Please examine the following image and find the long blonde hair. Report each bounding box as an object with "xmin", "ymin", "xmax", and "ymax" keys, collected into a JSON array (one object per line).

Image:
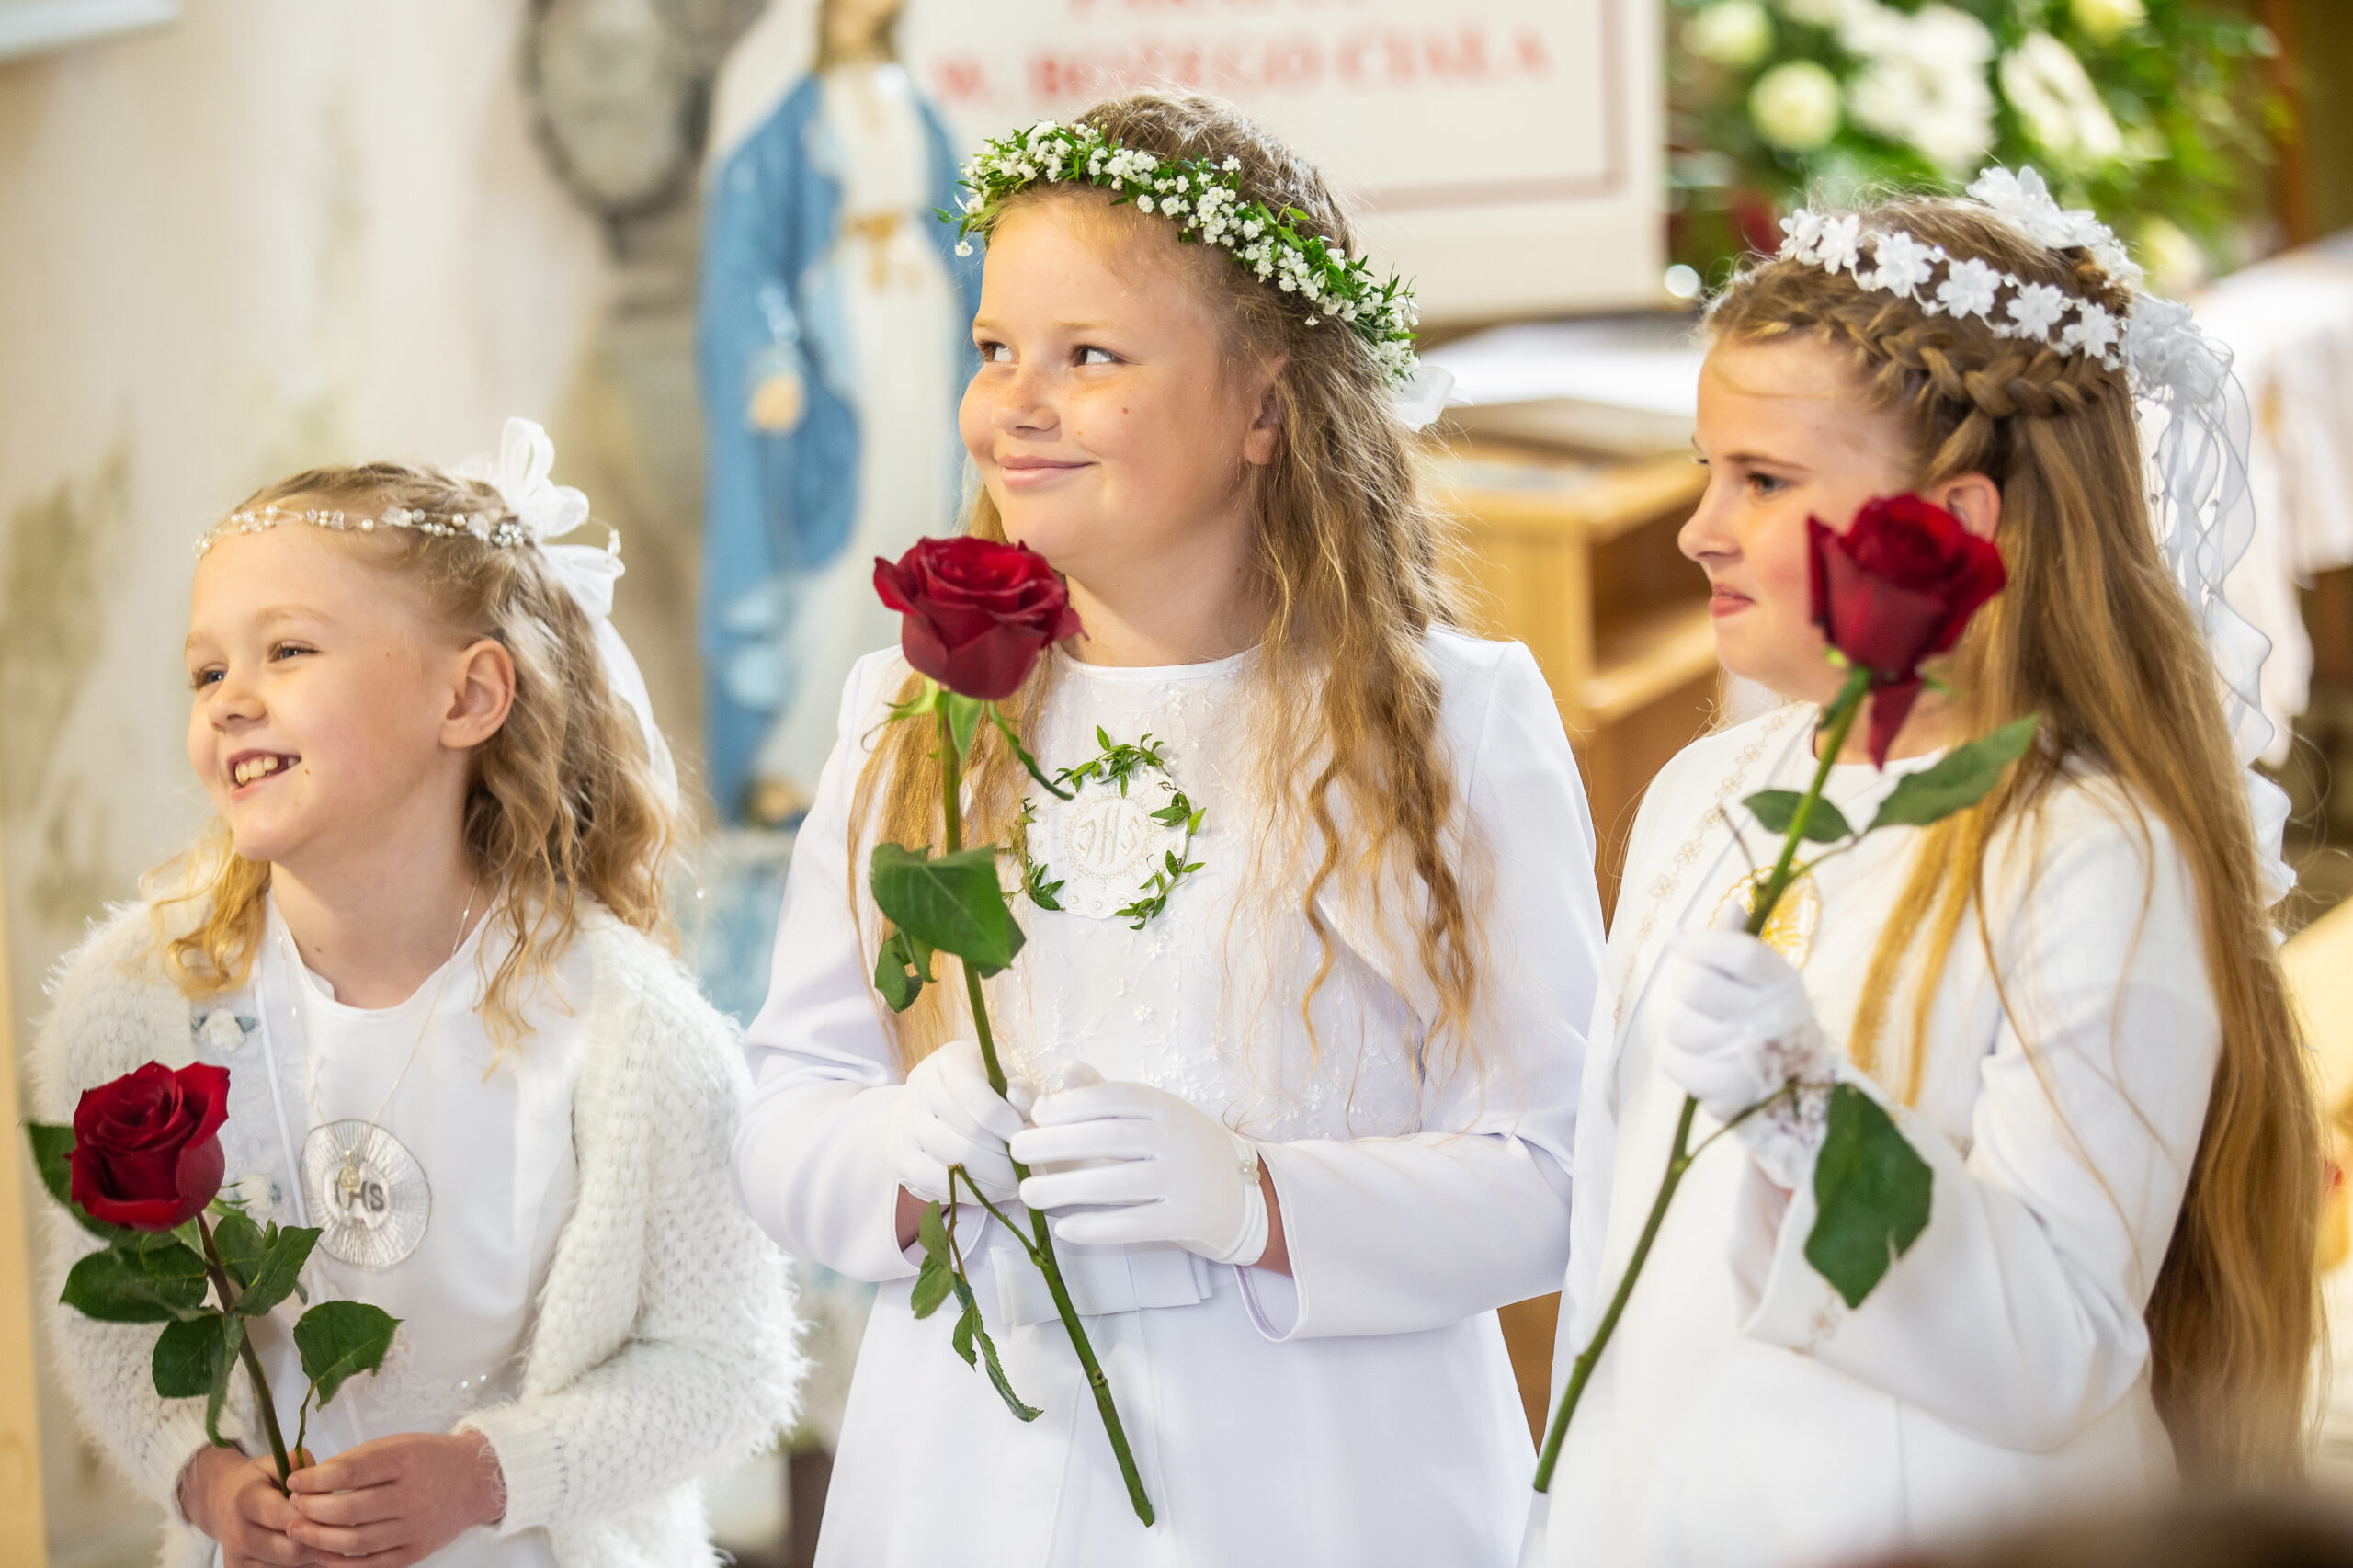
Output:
[
  {"xmin": 157, "ymin": 461, "xmax": 677, "ymax": 1049},
  {"xmin": 1710, "ymin": 199, "xmax": 2319, "ymax": 1483},
  {"xmin": 853, "ymin": 90, "xmax": 1483, "ymax": 1081}
]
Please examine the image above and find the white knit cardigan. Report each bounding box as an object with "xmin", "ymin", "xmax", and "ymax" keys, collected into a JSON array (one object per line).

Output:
[{"xmin": 32, "ymin": 901, "xmax": 805, "ymax": 1568}]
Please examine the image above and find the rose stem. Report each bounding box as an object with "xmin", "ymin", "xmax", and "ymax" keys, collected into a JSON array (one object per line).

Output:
[
  {"xmin": 936, "ymin": 699, "xmax": 1156, "ymax": 1527},
  {"xmin": 196, "ymin": 1214, "xmax": 296, "ymax": 1488},
  {"xmin": 1532, "ymin": 666, "xmax": 1872, "ymax": 1493}
]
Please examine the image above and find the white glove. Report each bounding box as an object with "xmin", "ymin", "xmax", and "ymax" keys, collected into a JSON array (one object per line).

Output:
[
  {"xmin": 886, "ymin": 1039, "xmax": 1024, "ymax": 1204},
  {"xmin": 1657, "ymin": 910, "xmax": 1837, "ymax": 1189},
  {"xmin": 1007, "ymin": 1081, "xmax": 1269, "ymax": 1266}
]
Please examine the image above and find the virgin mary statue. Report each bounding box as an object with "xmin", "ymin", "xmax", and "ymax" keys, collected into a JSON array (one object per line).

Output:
[{"xmin": 697, "ymin": 0, "xmax": 980, "ymax": 824}]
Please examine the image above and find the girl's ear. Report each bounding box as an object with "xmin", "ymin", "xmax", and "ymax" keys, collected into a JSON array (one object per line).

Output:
[
  {"xmin": 1929, "ymin": 472, "xmax": 2003, "ymax": 542},
  {"xmin": 1241, "ymin": 359, "xmax": 1286, "ymax": 468},
  {"xmin": 442, "ymin": 639, "xmax": 517, "ymax": 751}
]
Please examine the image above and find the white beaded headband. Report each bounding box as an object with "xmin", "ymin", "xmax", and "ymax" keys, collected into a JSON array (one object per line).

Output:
[
  {"xmin": 1773, "ymin": 167, "xmax": 2144, "ymax": 372},
  {"xmin": 198, "ymin": 502, "xmax": 532, "ymax": 557}
]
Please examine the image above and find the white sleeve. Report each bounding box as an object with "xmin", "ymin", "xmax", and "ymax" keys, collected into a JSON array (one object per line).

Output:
[
  {"xmin": 1733, "ymin": 801, "xmax": 2220, "ymax": 1450},
  {"xmin": 732, "ymin": 653, "xmax": 925, "ymax": 1284},
  {"xmin": 1242, "ymin": 642, "xmax": 1606, "ymax": 1340}
]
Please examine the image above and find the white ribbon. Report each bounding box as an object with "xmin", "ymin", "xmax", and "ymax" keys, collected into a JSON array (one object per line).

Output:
[
  {"xmin": 460, "ymin": 418, "xmax": 680, "ymax": 811},
  {"xmin": 1388, "ymin": 361, "xmax": 1461, "ymax": 433}
]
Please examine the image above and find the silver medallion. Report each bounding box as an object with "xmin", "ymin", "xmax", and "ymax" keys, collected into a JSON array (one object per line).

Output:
[{"xmin": 301, "ymin": 1120, "xmax": 431, "ymax": 1269}]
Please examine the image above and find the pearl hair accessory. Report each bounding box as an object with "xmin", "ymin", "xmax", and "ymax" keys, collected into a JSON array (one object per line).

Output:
[{"xmin": 199, "ymin": 504, "xmax": 532, "ymax": 554}]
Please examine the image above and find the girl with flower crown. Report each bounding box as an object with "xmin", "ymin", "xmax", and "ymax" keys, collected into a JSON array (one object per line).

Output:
[
  {"xmin": 1525, "ymin": 176, "xmax": 2320, "ymax": 1568},
  {"xmin": 32, "ymin": 421, "xmax": 800, "ymax": 1568},
  {"xmin": 733, "ymin": 92, "xmax": 1605, "ymax": 1564}
]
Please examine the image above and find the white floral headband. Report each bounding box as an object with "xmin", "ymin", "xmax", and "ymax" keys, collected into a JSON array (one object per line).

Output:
[
  {"xmin": 952, "ymin": 119, "xmax": 1424, "ymax": 393},
  {"xmin": 1774, "ymin": 168, "xmax": 2145, "ymax": 371}
]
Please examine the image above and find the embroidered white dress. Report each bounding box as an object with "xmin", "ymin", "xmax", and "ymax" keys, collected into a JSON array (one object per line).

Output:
[
  {"xmin": 737, "ymin": 631, "xmax": 1606, "ymax": 1566},
  {"xmin": 1529, "ymin": 706, "xmax": 2215, "ymax": 1568},
  {"xmin": 198, "ymin": 901, "xmax": 589, "ymax": 1568}
]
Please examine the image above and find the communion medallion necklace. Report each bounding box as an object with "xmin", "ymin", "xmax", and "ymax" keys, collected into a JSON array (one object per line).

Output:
[{"xmin": 293, "ymin": 887, "xmax": 474, "ymax": 1269}]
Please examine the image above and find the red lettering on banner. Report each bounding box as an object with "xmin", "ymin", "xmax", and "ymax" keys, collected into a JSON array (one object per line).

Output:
[
  {"xmin": 931, "ymin": 54, "xmax": 992, "ymax": 107},
  {"xmin": 1514, "ymin": 26, "xmax": 1552, "ymax": 75},
  {"xmin": 1020, "ymin": 17, "xmax": 1555, "ymax": 108}
]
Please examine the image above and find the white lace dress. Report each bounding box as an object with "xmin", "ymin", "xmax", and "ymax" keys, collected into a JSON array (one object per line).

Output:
[
  {"xmin": 737, "ymin": 631, "xmax": 1608, "ymax": 1566},
  {"xmin": 196, "ymin": 901, "xmax": 589, "ymax": 1568}
]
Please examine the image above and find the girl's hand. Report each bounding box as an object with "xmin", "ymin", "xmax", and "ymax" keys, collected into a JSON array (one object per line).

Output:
[
  {"xmin": 181, "ymin": 1446, "xmax": 316, "ymax": 1568},
  {"xmin": 889, "ymin": 1038, "xmax": 1024, "ymax": 1204},
  {"xmin": 1658, "ymin": 916, "xmax": 1836, "ymax": 1189},
  {"xmin": 283, "ymin": 1430, "xmax": 505, "ymax": 1567},
  {"xmin": 1011, "ymin": 1081, "xmax": 1269, "ymax": 1266}
]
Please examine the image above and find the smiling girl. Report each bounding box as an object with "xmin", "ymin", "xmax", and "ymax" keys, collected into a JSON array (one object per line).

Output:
[
  {"xmin": 1529, "ymin": 179, "xmax": 2318, "ymax": 1567},
  {"xmin": 35, "ymin": 422, "xmax": 799, "ymax": 1568},
  {"xmin": 732, "ymin": 94, "xmax": 1605, "ymax": 1563}
]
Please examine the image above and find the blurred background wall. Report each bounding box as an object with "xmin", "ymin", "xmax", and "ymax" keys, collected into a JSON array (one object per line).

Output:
[{"xmin": 0, "ymin": 4, "xmax": 613, "ymax": 1559}]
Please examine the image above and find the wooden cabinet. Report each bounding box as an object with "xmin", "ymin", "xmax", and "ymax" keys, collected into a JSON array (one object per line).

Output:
[{"xmin": 1426, "ymin": 439, "xmax": 1722, "ymax": 917}]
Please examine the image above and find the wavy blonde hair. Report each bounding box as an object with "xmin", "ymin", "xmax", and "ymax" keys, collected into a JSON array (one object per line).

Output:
[
  {"xmin": 853, "ymin": 90, "xmax": 1484, "ymax": 1083},
  {"xmin": 1709, "ymin": 198, "xmax": 2320, "ymax": 1483},
  {"xmin": 155, "ymin": 461, "xmax": 677, "ymax": 1050}
]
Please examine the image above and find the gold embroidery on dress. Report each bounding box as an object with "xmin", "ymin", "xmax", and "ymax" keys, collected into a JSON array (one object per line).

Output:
[{"xmin": 1710, "ymin": 871, "xmax": 1821, "ymax": 969}]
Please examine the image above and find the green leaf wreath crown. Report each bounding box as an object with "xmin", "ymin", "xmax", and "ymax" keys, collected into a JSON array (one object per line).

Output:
[{"xmin": 950, "ymin": 119, "xmax": 1422, "ymax": 389}]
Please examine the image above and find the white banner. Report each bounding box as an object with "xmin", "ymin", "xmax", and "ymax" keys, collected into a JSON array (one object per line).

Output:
[{"xmin": 899, "ymin": 0, "xmax": 1664, "ymax": 323}]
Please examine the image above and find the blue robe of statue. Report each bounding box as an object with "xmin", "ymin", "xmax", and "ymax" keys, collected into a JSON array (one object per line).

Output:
[{"xmin": 696, "ymin": 73, "xmax": 981, "ymax": 822}]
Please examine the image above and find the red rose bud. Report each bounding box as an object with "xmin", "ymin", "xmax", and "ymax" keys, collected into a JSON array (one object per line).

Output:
[
  {"xmin": 68, "ymin": 1062, "xmax": 232, "ymax": 1231},
  {"xmin": 1809, "ymin": 494, "xmax": 2006, "ymax": 766},
  {"xmin": 874, "ymin": 536, "xmax": 1083, "ymax": 701}
]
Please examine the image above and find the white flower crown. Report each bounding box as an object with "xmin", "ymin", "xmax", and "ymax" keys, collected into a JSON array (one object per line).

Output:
[
  {"xmin": 1774, "ymin": 167, "xmax": 2151, "ymax": 372},
  {"xmin": 951, "ymin": 119, "xmax": 1421, "ymax": 389}
]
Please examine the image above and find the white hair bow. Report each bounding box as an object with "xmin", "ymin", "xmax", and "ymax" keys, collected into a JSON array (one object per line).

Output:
[{"xmin": 460, "ymin": 418, "xmax": 679, "ymax": 811}]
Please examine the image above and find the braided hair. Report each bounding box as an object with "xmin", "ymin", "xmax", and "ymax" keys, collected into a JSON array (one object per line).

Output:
[{"xmin": 1711, "ymin": 198, "xmax": 2319, "ymax": 1484}]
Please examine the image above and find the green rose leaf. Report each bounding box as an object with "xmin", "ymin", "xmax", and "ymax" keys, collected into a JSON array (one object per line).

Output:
[
  {"xmin": 949, "ymin": 1271, "xmax": 1040, "ymax": 1422},
  {"xmin": 205, "ymin": 1312, "xmax": 245, "ymax": 1444},
  {"xmin": 233, "ymin": 1226, "xmax": 320, "ymax": 1319},
  {"xmin": 152, "ymin": 1310, "xmax": 227, "ymax": 1400},
  {"xmin": 211, "ymin": 1211, "xmax": 267, "ymax": 1290},
  {"xmin": 1744, "ymin": 789, "xmax": 1853, "ymax": 843},
  {"xmin": 1805, "ymin": 1084, "xmax": 1934, "ymax": 1309},
  {"xmin": 1866, "ymin": 716, "xmax": 2040, "ymax": 832},
  {"xmin": 911, "ymin": 1256, "xmax": 956, "ymax": 1320},
  {"xmin": 916, "ymin": 1200, "xmax": 952, "ymax": 1262},
  {"xmin": 944, "ymin": 692, "xmax": 985, "ymax": 764},
  {"xmin": 870, "ymin": 843, "xmax": 1026, "ymax": 977},
  {"xmin": 26, "ymin": 1122, "xmax": 131, "ymax": 1243},
  {"xmin": 293, "ymin": 1299, "xmax": 401, "ymax": 1408},
  {"xmin": 63, "ymin": 1245, "xmax": 209, "ymax": 1323},
  {"xmin": 874, "ymin": 926, "xmax": 935, "ymax": 1014}
]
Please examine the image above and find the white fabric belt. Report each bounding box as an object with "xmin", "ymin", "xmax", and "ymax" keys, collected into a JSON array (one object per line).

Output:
[{"xmin": 995, "ymin": 1238, "xmax": 1214, "ymax": 1326}]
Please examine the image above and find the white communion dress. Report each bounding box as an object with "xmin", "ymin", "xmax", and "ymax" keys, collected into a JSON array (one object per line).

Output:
[
  {"xmin": 737, "ymin": 632, "xmax": 1607, "ymax": 1566},
  {"xmin": 198, "ymin": 901, "xmax": 589, "ymax": 1568},
  {"xmin": 1531, "ymin": 705, "xmax": 2215, "ymax": 1568}
]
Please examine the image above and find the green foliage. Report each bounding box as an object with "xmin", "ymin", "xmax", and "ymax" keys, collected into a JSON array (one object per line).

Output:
[
  {"xmin": 1867, "ymin": 717, "xmax": 2040, "ymax": 830},
  {"xmin": 63, "ymin": 1244, "xmax": 209, "ymax": 1324},
  {"xmin": 205, "ymin": 1312, "xmax": 244, "ymax": 1444},
  {"xmin": 210, "ymin": 1210, "xmax": 267, "ymax": 1290},
  {"xmin": 292, "ymin": 1300, "xmax": 400, "ymax": 1408},
  {"xmin": 1805, "ymin": 1085, "xmax": 1934, "ymax": 1308},
  {"xmin": 232, "ymin": 1227, "xmax": 320, "ymax": 1319},
  {"xmin": 1666, "ymin": 0, "xmax": 2280, "ymax": 281},
  {"xmin": 949, "ymin": 1269, "xmax": 1040, "ymax": 1422},
  {"xmin": 151, "ymin": 1312, "xmax": 226, "ymax": 1399},
  {"xmin": 874, "ymin": 926, "xmax": 937, "ymax": 1013},
  {"xmin": 944, "ymin": 692, "xmax": 984, "ymax": 764},
  {"xmin": 1055, "ymin": 729, "xmax": 1170, "ymax": 797},
  {"xmin": 1115, "ymin": 848, "xmax": 1207, "ymax": 930},
  {"xmin": 870, "ymin": 843, "xmax": 1027, "ymax": 977},
  {"xmin": 1744, "ymin": 788, "xmax": 1853, "ymax": 842}
]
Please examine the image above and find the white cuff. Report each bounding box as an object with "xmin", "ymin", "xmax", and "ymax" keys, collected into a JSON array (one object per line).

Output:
[
  {"xmin": 456, "ymin": 1404, "xmax": 563, "ymax": 1535},
  {"xmin": 1209, "ymin": 1138, "xmax": 1270, "ymax": 1267}
]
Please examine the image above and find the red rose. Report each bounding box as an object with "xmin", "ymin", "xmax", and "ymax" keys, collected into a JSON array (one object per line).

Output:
[
  {"xmin": 1809, "ymin": 494, "xmax": 2007, "ymax": 765},
  {"xmin": 874, "ymin": 537, "xmax": 1083, "ymax": 701},
  {"xmin": 69, "ymin": 1062, "xmax": 232, "ymax": 1231}
]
